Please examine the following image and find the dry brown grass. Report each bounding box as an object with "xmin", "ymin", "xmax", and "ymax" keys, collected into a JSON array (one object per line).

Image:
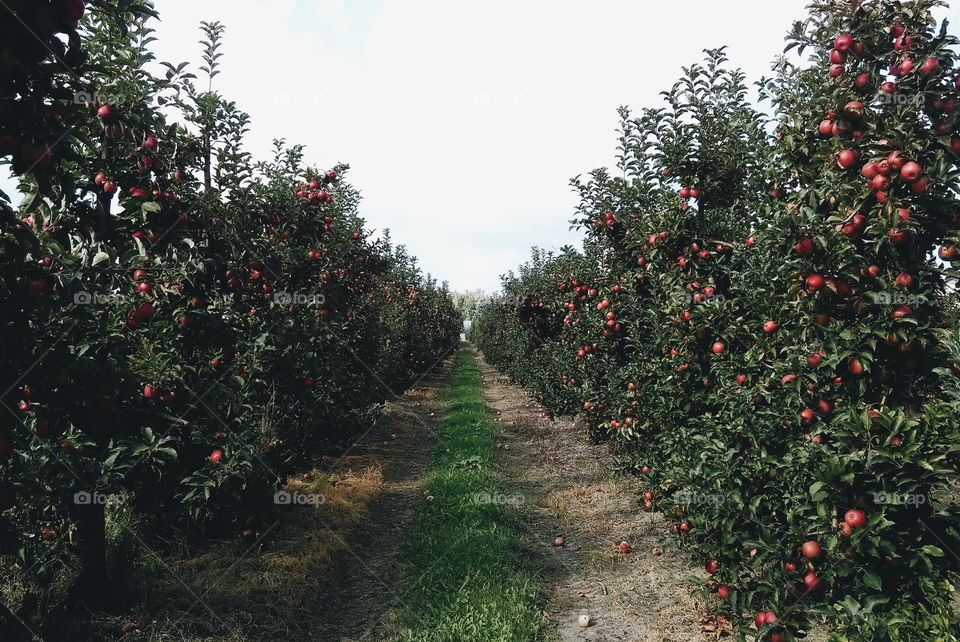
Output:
[
  {"xmin": 146, "ymin": 464, "xmax": 386, "ymax": 638},
  {"xmin": 47, "ymin": 462, "xmax": 392, "ymax": 641}
]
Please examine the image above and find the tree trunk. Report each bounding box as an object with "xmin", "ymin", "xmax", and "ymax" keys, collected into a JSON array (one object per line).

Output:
[
  {"xmin": 73, "ymin": 501, "xmax": 107, "ymax": 604},
  {"xmin": 203, "ymin": 132, "xmax": 212, "ymax": 192}
]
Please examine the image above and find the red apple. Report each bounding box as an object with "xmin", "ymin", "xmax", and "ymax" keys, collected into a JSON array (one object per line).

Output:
[
  {"xmin": 801, "ymin": 540, "xmax": 822, "ymax": 559},
  {"xmin": 868, "ymin": 174, "xmax": 890, "ymax": 192},
  {"xmin": 794, "ymin": 237, "xmax": 814, "ymax": 254},
  {"xmin": 845, "ymin": 509, "xmax": 867, "ymax": 527},
  {"xmin": 834, "ymin": 34, "xmax": 853, "ymax": 52},
  {"xmin": 209, "ymin": 449, "xmax": 223, "ymax": 463},
  {"xmin": 891, "ymin": 305, "xmax": 912, "ymax": 318},
  {"xmin": 920, "ymin": 57, "xmax": 939, "ymax": 75},
  {"xmin": 900, "ymin": 161, "xmax": 922, "ymax": 182},
  {"xmin": 894, "ymin": 273, "xmax": 913, "ymax": 287},
  {"xmin": 805, "ymin": 274, "xmax": 825, "ymax": 292},
  {"xmin": 96, "ymin": 105, "xmax": 117, "ymax": 122},
  {"xmin": 847, "ymin": 357, "xmax": 864, "ymax": 375},
  {"xmin": 838, "ymin": 149, "xmax": 859, "ymax": 168}
]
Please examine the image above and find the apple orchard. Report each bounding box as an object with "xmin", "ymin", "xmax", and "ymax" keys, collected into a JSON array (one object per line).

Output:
[
  {"xmin": 7, "ymin": 0, "xmax": 960, "ymax": 640},
  {"xmin": 0, "ymin": 0, "xmax": 460, "ymax": 630},
  {"xmin": 476, "ymin": 0, "xmax": 960, "ymax": 639}
]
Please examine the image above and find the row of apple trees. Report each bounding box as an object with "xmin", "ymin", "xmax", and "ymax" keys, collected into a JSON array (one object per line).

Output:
[
  {"xmin": 0, "ymin": 0, "xmax": 461, "ymax": 629},
  {"xmin": 475, "ymin": 1, "xmax": 960, "ymax": 639}
]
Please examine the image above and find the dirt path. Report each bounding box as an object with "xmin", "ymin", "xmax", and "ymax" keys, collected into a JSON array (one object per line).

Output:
[
  {"xmin": 310, "ymin": 360, "xmax": 452, "ymax": 642},
  {"xmin": 476, "ymin": 350, "xmax": 718, "ymax": 642}
]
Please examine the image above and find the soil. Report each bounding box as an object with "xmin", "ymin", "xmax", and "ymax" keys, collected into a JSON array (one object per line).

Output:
[
  {"xmin": 308, "ymin": 360, "xmax": 452, "ymax": 642},
  {"xmin": 476, "ymin": 350, "xmax": 721, "ymax": 642}
]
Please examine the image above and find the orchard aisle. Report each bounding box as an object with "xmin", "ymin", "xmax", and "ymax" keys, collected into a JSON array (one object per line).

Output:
[
  {"xmin": 476, "ymin": 350, "xmax": 717, "ymax": 642},
  {"xmin": 306, "ymin": 358, "xmax": 453, "ymax": 642}
]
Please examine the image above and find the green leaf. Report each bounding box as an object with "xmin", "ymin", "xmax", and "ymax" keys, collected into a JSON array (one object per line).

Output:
[{"xmin": 863, "ymin": 571, "xmax": 881, "ymax": 590}]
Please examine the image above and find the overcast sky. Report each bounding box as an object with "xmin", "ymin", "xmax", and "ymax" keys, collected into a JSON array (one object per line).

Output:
[{"xmin": 5, "ymin": 1, "xmax": 959, "ymax": 292}]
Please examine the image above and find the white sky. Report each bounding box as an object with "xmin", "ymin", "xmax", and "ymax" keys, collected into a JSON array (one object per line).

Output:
[{"xmin": 5, "ymin": 1, "xmax": 959, "ymax": 292}]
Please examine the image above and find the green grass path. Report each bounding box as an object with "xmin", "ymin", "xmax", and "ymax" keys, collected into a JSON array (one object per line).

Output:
[{"xmin": 391, "ymin": 347, "xmax": 544, "ymax": 641}]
